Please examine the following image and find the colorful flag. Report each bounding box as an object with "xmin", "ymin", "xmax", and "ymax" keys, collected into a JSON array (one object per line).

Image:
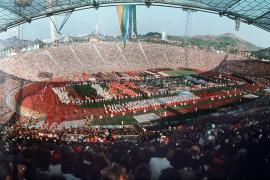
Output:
[
  {"xmin": 132, "ymin": 5, "xmax": 137, "ymax": 36},
  {"xmin": 116, "ymin": 5, "xmax": 138, "ymax": 45},
  {"xmin": 128, "ymin": 5, "xmax": 133, "ymax": 39},
  {"xmin": 122, "ymin": 5, "xmax": 129, "ymax": 44},
  {"xmin": 116, "ymin": 5, "xmax": 123, "ymax": 34}
]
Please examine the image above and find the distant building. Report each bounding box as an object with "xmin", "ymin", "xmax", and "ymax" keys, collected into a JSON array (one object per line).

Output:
[{"xmin": 161, "ymin": 31, "xmax": 168, "ymax": 41}]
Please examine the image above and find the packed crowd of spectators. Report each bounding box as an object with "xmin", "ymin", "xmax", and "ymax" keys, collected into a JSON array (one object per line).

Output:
[
  {"xmin": 216, "ymin": 60, "xmax": 270, "ymax": 86},
  {"xmin": 0, "ymin": 94, "xmax": 270, "ymax": 180},
  {"xmin": 0, "ymin": 71, "xmax": 24, "ymax": 124},
  {"xmin": 0, "ymin": 42, "xmax": 246, "ymax": 81}
]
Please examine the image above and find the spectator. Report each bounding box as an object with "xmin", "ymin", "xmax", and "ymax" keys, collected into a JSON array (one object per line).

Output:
[
  {"xmin": 134, "ymin": 163, "xmax": 152, "ymax": 180},
  {"xmin": 159, "ymin": 168, "xmax": 181, "ymax": 180},
  {"xmin": 170, "ymin": 150, "xmax": 197, "ymax": 180},
  {"xmin": 61, "ymin": 158, "xmax": 81, "ymax": 180},
  {"xmin": 49, "ymin": 150, "xmax": 62, "ymax": 176},
  {"xmin": 101, "ymin": 165, "xmax": 127, "ymax": 180},
  {"xmin": 0, "ymin": 159, "xmax": 12, "ymax": 180},
  {"xmin": 149, "ymin": 145, "xmax": 172, "ymax": 180}
]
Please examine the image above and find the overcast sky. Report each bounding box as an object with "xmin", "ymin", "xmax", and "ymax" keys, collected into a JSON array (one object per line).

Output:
[{"xmin": 0, "ymin": 6, "xmax": 269, "ymax": 47}]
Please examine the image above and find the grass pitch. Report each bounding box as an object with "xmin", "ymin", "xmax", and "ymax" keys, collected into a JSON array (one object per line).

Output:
[
  {"xmin": 164, "ymin": 69, "xmax": 197, "ymax": 77},
  {"xmin": 71, "ymin": 84, "xmax": 97, "ymax": 97}
]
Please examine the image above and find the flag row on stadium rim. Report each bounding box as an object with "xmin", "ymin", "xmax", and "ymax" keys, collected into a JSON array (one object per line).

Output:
[{"xmin": 116, "ymin": 5, "xmax": 137, "ymax": 45}]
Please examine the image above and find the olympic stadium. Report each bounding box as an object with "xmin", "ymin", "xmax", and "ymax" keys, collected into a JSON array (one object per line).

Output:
[{"xmin": 0, "ymin": 1, "xmax": 270, "ymax": 180}]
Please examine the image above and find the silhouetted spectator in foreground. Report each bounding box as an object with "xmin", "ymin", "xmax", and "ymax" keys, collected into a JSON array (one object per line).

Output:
[
  {"xmin": 0, "ymin": 159, "xmax": 12, "ymax": 180},
  {"xmin": 134, "ymin": 163, "xmax": 151, "ymax": 180},
  {"xmin": 149, "ymin": 145, "xmax": 172, "ymax": 180},
  {"xmin": 159, "ymin": 168, "xmax": 181, "ymax": 180},
  {"xmin": 101, "ymin": 165, "xmax": 127, "ymax": 180}
]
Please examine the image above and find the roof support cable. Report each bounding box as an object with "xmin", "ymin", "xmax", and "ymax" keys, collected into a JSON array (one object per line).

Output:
[
  {"xmin": 184, "ymin": 10, "xmax": 192, "ymax": 69},
  {"xmin": 49, "ymin": 11, "xmax": 73, "ymax": 35},
  {"xmin": 97, "ymin": 12, "xmax": 105, "ymax": 38},
  {"xmin": 58, "ymin": 12, "xmax": 73, "ymax": 33}
]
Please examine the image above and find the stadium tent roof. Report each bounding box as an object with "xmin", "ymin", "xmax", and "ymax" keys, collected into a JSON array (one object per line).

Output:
[{"xmin": 0, "ymin": 0, "xmax": 270, "ymax": 33}]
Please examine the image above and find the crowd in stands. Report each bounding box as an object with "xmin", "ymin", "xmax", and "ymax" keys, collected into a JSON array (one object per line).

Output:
[
  {"xmin": 0, "ymin": 71, "xmax": 24, "ymax": 124},
  {"xmin": 0, "ymin": 42, "xmax": 246, "ymax": 81},
  {"xmin": 0, "ymin": 94, "xmax": 269, "ymax": 180},
  {"xmin": 216, "ymin": 60, "xmax": 270, "ymax": 86}
]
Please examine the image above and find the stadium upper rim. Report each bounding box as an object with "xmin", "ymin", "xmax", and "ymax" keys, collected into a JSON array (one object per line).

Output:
[{"xmin": 0, "ymin": 0, "xmax": 270, "ymax": 33}]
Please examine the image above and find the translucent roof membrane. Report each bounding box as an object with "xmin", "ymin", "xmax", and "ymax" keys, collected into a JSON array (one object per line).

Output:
[{"xmin": 0, "ymin": 0, "xmax": 269, "ymax": 32}]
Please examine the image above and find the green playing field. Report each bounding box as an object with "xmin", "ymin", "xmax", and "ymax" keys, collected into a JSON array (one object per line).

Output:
[
  {"xmin": 70, "ymin": 84, "xmax": 97, "ymax": 97},
  {"xmin": 163, "ymin": 69, "xmax": 197, "ymax": 77}
]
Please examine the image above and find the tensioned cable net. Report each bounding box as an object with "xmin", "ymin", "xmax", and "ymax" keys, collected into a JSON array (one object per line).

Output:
[{"xmin": 0, "ymin": 0, "xmax": 269, "ymax": 32}]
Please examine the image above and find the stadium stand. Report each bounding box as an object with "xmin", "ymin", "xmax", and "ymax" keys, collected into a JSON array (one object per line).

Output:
[
  {"xmin": 0, "ymin": 42, "xmax": 246, "ymax": 81},
  {"xmin": 0, "ymin": 95, "xmax": 269, "ymax": 179},
  {"xmin": 0, "ymin": 71, "xmax": 25, "ymax": 124},
  {"xmin": 216, "ymin": 60, "xmax": 270, "ymax": 86}
]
